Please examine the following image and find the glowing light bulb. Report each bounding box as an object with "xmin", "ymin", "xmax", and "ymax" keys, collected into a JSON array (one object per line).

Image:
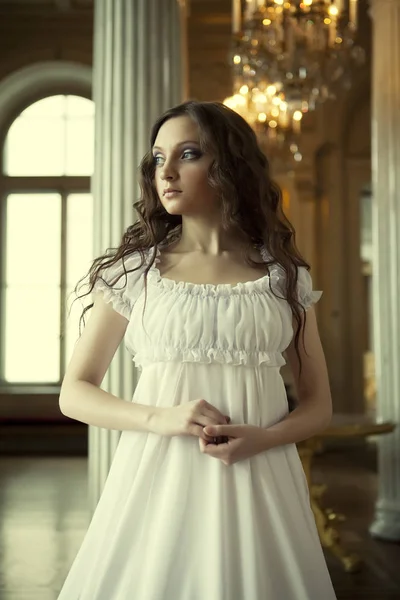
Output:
[
  {"xmin": 293, "ymin": 110, "xmax": 303, "ymax": 121},
  {"xmin": 233, "ymin": 55, "xmax": 241, "ymax": 65},
  {"xmin": 240, "ymin": 85, "xmax": 249, "ymax": 95},
  {"xmin": 253, "ymin": 92, "xmax": 267, "ymax": 103},
  {"xmin": 233, "ymin": 94, "xmax": 246, "ymax": 106},
  {"xmin": 258, "ymin": 113, "xmax": 267, "ymax": 123}
]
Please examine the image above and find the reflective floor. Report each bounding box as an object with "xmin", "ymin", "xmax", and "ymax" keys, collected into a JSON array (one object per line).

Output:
[
  {"xmin": 0, "ymin": 447, "xmax": 399, "ymax": 599},
  {"xmin": 0, "ymin": 457, "xmax": 88, "ymax": 600}
]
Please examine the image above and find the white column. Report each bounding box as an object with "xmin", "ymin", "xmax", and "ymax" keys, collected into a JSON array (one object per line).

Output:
[
  {"xmin": 369, "ymin": 0, "xmax": 400, "ymax": 541},
  {"xmin": 89, "ymin": 0, "xmax": 187, "ymax": 510}
]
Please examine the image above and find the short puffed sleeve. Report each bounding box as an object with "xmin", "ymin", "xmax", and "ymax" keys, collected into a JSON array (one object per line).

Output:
[
  {"xmin": 93, "ymin": 252, "xmax": 146, "ymax": 320},
  {"xmin": 297, "ymin": 266, "xmax": 322, "ymax": 311}
]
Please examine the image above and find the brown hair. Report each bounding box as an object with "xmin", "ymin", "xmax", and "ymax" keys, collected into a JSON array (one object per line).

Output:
[{"xmin": 76, "ymin": 100, "xmax": 309, "ymax": 365}]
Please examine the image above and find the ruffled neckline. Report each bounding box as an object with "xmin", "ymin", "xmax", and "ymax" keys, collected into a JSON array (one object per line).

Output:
[{"xmin": 147, "ymin": 245, "xmax": 279, "ymax": 297}]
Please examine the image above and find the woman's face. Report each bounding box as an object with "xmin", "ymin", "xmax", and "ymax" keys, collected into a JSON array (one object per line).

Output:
[{"xmin": 152, "ymin": 116, "xmax": 218, "ymax": 216}]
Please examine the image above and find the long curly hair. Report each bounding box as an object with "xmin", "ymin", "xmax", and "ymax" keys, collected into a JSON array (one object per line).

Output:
[{"xmin": 76, "ymin": 100, "xmax": 309, "ymax": 365}]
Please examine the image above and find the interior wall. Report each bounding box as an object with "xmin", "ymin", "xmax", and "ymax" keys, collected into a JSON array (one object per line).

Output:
[
  {"xmin": 188, "ymin": 0, "xmax": 232, "ymax": 102},
  {"xmin": 0, "ymin": 4, "xmax": 93, "ymax": 81},
  {"xmin": 311, "ymin": 74, "xmax": 371, "ymax": 415},
  {"xmin": 343, "ymin": 98, "xmax": 371, "ymax": 414},
  {"xmin": 314, "ymin": 143, "xmax": 349, "ymax": 411}
]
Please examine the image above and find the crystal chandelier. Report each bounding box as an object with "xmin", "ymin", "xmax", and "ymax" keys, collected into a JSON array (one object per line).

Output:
[{"xmin": 224, "ymin": 0, "xmax": 364, "ymax": 161}]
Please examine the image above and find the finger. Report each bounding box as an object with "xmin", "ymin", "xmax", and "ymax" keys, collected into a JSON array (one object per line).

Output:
[
  {"xmin": 202, "ymin": 442, "xmax": 230, "ymax": 460},
  {"xmin": 203, "ymin": 438, "xmax": 242, "ymax": 464},
  {"xmin": 190, "ymin": 424, "xmax": 216, "ymax": 441},
  {"xmin": 199, "ymin": 437, "xmax": 208, "ymax": 452},
  {"xmin": 203, "ymin": 424, "xmax": 240, "ymax": 437},
  {"xmin": 199, "ymin": 436, "xmax": 228, "ymax": 451},
  {"xmin": 193, "ymin": 413, "xmax": 227, "ymax": 430},
  {"xmin": 201, "ymin": 404, "xmax": 230, "ymax": 425}
]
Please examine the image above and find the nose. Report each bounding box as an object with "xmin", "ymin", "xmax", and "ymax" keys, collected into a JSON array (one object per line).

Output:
[{"xmin": 160, "ymin": 159, "xmax": 177, "ymax": 181}]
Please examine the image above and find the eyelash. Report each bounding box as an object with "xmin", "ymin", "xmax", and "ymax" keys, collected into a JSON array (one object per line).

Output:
[{"xmin": 153, "ymin": 150, "xmax": 201, "ymax": 166}]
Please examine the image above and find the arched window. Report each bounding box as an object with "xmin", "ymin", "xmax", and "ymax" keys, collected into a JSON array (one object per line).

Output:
[{"xmin": 1, "ymin": 94, "xmax": 94, "ymax": 386}]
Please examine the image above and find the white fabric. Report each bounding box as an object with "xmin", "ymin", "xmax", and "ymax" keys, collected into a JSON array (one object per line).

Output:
[{"xmin": 58, "ymin": 247, "xmax": 336, "ymax": 600}]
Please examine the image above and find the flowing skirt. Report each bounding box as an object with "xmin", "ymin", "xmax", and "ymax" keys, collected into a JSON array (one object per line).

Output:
[{"xmin": 57, "ymin": 362, "xmax": 337, "ymax": 600}]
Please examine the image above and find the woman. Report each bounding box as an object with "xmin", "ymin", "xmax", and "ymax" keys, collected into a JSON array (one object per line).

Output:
[{"xmin": 58, "ymin": 100, "xmax": 336, "ymax": 599}]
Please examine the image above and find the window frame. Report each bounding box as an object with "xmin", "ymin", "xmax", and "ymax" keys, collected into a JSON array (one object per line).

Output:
[
  {"xmin": 0, "ymin": 177, "xmax": 91, "ymax": 392},
  {"xmin": 0, "ymin": 65, "xmax": 92, "ymax": 408}
]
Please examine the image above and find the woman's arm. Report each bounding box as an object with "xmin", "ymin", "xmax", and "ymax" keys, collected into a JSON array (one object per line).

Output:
[
  {"xmin": 263, "ymin": 306, "xmax": 333, "ymax": 448},
  {"xmin": 60, "ymin": 294, "xmax": 229, "ymax": 437},
  {"xmin": 59, "ymin": 294, "xmax": 158, "ymax": 431}
]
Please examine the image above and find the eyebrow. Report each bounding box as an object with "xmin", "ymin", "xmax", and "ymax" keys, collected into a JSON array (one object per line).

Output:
[{"xmin": 152, "ymin": 140, "xmax": 200, "ymax": 152}]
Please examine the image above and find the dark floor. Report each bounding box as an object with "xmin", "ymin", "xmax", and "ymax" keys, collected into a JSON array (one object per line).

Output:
[
  {"xmin": 0, "ymin": 445, "xmax": 399, "ymax": 600},
  {"xmin": 314, "ymin": 444, "xmax": 400, "ymax": 599}
]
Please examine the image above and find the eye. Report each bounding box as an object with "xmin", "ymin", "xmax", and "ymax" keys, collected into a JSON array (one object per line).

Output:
[
  {"xmin": 182, "ymin": 149, "xmax": 201, "ymax": 160},
  {"xmin": 153, "ymin": 155, "xmax": 164, "ymax": 166}
]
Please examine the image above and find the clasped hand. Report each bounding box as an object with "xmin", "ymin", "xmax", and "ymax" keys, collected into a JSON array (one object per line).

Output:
[
  {"xmin": 199, "ymin": 423, "xmax": 268, "ymax": 466},
  {"xmin": 152, "ymin": 399, "xmax": 268, "ymax": 466}
]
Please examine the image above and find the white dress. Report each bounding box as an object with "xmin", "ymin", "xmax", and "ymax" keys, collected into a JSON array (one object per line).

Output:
[{"xmin": 58, "ymin": 246, "xmax": 337, "ymax": 600}]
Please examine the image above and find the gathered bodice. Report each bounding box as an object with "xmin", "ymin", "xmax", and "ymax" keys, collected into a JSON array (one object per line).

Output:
[{"xmin": 94, "ymin": 247, "xmax": 321, "ymax": 370}]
